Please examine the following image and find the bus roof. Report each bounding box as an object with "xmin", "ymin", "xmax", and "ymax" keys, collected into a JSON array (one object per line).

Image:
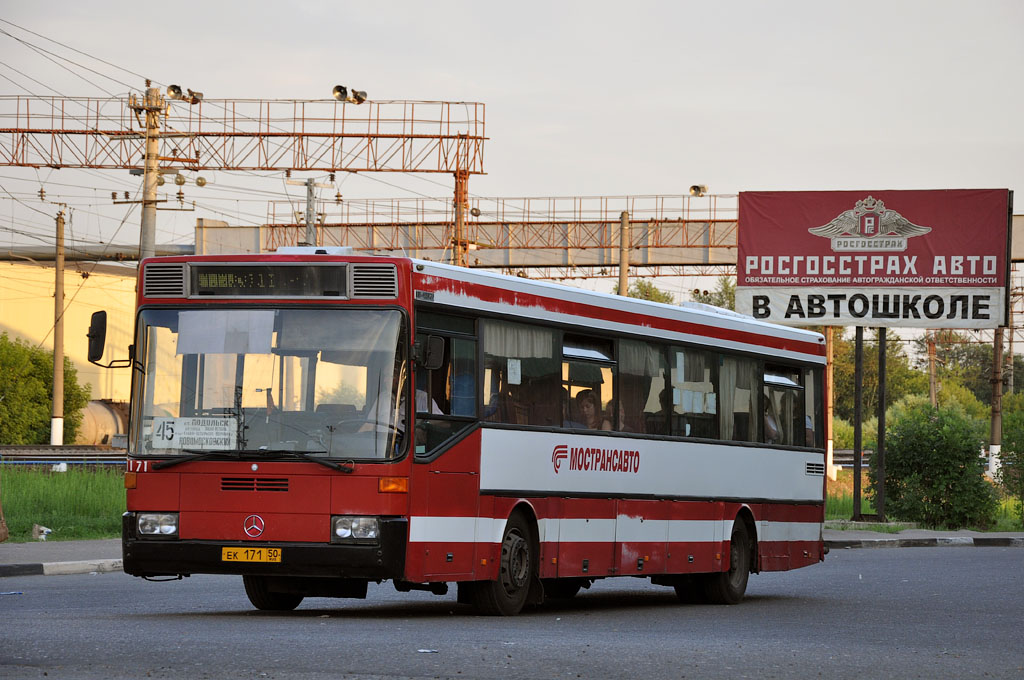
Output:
[{"xmin": 411, "ymin": 259, "xmax": 826, "ymax": 364}]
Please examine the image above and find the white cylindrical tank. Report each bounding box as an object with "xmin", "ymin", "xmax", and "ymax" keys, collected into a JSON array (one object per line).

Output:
[{"xmin": 74, "ymin": 400, "xmax": 128, "ymax": 446}]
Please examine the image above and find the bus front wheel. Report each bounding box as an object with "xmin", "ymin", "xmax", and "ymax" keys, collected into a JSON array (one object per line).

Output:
[
  {"xmin": 243, "ymin": 575, "xmax": 304, "ymax": 611},
  {"xmin": 472, "ymin": 512, "xmax": 535, "ymax": 616}
]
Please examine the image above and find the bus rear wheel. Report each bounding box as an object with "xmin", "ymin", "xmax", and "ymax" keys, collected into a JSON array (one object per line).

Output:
[
  {"xmin": 472, "ymin": 513, "xmax": 535, "ymax": 616},
  {"xmin": 243, "ymin": 575, "xmax": 304, "ymax": 611},
  {"xmin": 704, "ymin": 520, "xmax": 752, "ymax": 605}
]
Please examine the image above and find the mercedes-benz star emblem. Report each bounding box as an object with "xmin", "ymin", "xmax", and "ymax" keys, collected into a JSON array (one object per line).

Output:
[{"xmin": 243, "ymin": 514, "xmax": 265, "ymax": 538}]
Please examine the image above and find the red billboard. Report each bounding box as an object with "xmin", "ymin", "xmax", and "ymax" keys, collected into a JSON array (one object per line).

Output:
[{"xmin": 736, "ymin": 189, "xmax": 1013, "ymax": 328}]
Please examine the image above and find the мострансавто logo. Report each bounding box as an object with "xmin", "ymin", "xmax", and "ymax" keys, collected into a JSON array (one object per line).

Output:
[
  {"xmin": 551, "ymin": 444, "xmax": 640, "ymax": 474},
  {"xmin": 551, "ymin": 445, "xmax": 568, "ymax": 473},
  {"xmin": 808, "ymin": 196, "xmax": 931, "ymax": 252}
]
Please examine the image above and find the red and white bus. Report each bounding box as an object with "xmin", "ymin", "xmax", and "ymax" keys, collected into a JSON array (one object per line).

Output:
[{"xmin": 89, "ymin": 248, "xmax": 827, "ymax": 615}]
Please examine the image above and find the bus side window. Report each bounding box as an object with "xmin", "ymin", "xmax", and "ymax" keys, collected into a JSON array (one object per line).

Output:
[
  {"xmin": 764, "ymin": 365, "xmax": 803, "ymax": 447},
  {"xmin": 669, "ymin": 347, "xmax": 717, "ymax": 439},
  {"xmin": 414, "ymin": 312, "xmax": 478, "ymax": 455},
  {"xmin": 621, "ymin": 339, "xmax": 667, "ymax": 435},
  {"xmin": 803, "ymin": 366, "xmax": 824, "ymax": 448},
  {"xmin": 720, "ymin": 355, "xmax": 759, "ymax": 442},
  {"xmin": 482, "ymin": 320, "xmax": 559, "ymax": 427}
]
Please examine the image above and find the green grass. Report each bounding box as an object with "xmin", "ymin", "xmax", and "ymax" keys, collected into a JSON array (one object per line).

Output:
[
  {"xmin": 0, "ymin": 465, "xmax": 125, "ymax": 542},
  {"xmin": 826, "ymin": 468, "xmax": 1024, "ymax": 531},
  {"xmin": 993, "ymin": 498, "xmax": 1024, "ymax": 531},
  {"xmin": 1, "ymin": 464, "xmax": 1020, "ymax": 543},
  {"xmin": 825, "ymin": 491, "xmax": 875, "ymax": 520}
]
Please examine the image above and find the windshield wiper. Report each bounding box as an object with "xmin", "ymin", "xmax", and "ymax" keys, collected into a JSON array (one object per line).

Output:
[
  {"xmin": 151, "ymin": 449, "xmax": 240, "ymax": 470},
  {"xmin": 245, "ymin": 449, "xmax": 354, "ymax": 473}
]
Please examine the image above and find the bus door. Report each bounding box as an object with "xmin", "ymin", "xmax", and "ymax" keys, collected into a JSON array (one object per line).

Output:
[{"xmin": 409, "ymin": 319, "xmax": 481, "ymax": 580}]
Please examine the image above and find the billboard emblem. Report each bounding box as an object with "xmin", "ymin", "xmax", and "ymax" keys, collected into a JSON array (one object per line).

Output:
[{"xmin": 808, "ymin": 196, "xmax": 931, "ymax": 252}]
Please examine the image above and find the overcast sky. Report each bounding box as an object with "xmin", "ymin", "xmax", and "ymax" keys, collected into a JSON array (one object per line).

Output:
[{"xmin": 1, "ymin": 1, "xmax": 1021, "ymax": 261}]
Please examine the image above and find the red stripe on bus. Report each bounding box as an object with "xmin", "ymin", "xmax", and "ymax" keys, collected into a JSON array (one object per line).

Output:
[{"xmin": 416, "ymin": 275, "xmax": 825, "ymax": 357}]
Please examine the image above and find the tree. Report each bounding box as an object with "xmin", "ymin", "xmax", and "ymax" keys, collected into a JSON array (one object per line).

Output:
[
  {"xmin": 831, "ymin": 328, "xmax": 928, "ymax": 422},
  {"xmin": 612, "ymin": 279, "xmax": 674, "ymax": 304},
  {"xmin": 870, "ymin": 400, "xmax": 997, "ymax": 529},
  {"xmin": 0, "ymin": 332, "xmax": 91, "ymax": 445},
  {"xmin": 689, "ymin": 275, "xmax": 735, "ymax": 310},
  {"xmin": 912, "ymin": 330, "xmax": 1015, "ymax": 407}
]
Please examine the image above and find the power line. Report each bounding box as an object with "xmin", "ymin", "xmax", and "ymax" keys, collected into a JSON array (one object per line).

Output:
[
  {"xmin": 0, "ymin": 18, "xmax": 148, "ymax": 87},
  {"xmin": 0, "ymin": 26, "xmax": 123, "ymax": 96},
  {"xmin": 0, "ymin": 60, "xmax": 59, "ymax": 96}
]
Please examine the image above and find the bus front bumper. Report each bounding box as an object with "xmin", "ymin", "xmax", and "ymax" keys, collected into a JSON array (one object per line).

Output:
[{"xmin": 122, "ymin": 513, "xmax": 407, "ymax": 580}]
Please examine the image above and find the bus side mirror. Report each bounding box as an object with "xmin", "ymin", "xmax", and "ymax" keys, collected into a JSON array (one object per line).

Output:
[
  {"xmin": 87, "ymin": 311, "xmax": 107, "ymax": 364},
  {"xmin": 88, "ymin": 311, "xmax": 135, "ymax": 369},
  {"xmin": 414, "ymin": 335, "xmax": 445, "ymax": 372}
]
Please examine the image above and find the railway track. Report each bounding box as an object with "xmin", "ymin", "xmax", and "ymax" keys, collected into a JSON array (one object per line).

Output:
[{"xmin": 0, "ymin": 446, "xmax": 126, "ymax": 467}]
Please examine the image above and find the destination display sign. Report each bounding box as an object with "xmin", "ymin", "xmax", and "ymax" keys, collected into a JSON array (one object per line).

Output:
[
  {"xmin": 152, "ymin": 417, "xmax": 235, "ymax": 450},
  {"xmin": 190, "ymin": 264, "xmax": 347, "ymax": 297}
]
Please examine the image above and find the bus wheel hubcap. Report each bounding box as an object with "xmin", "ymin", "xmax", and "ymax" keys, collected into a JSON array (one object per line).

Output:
[{"xmin": 501, "ymin": 531, "xmax": 529, "ymax": 592}]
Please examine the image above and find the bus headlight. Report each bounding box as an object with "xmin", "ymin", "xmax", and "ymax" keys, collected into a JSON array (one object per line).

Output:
[
  {"xmin": 137, "ymin": 512, "xmax": 178, "ymax": 538},
  {"xmin": 331, "ymin": 516, "xmax": 379, "ymax": 544}
]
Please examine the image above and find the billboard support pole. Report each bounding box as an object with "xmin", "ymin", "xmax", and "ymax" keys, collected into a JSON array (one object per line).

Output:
[
  {"xmin": 853, "ymin": 326, "xmax": 863, "ymax": 520},
  {"xmin": 876, "ymin": 328, "xmax": 886, "ymax": 521}
]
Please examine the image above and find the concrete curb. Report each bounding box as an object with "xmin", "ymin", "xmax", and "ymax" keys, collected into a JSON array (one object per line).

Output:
[
  {"xmin": 0, "ymin": 559, "xmax": 122, "ymax": 578},
  {"xmin": 825, "ymin": 537, "xmax": 1024, "ymax": 550}
]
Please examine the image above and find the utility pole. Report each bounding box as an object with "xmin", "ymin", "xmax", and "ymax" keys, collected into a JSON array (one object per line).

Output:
[
  {"xmin": 928, "ymin": 332, "xmax": 938, "ymax": 406},
  {"xmin": 453, "ymin": 170, "xmax": 468, "ymax": 267},
  {"xmin": 1008, "ymin": 303, "xmax": 1015, "ymax": 394},
  {"xmin": 990, "ymin": 326, "xmax": 1004, "ymax": 478},
  {"xmin": 138, "ymin": 83, "xmax": 163, "ymax": 261},
  {"xmin": 618, "ymin": 211, "xmax": 630, "ymax": 296},
  {"xmin": 303, "ymin": 178, "xmax": 316, "ymax": 246},
  {"xmin": 50, "ymin": 209, "xmax": 65, "ymax": 446},
  {"xmin": 286, "ymin": 177, "xmax": 332, "ymax": 246}
]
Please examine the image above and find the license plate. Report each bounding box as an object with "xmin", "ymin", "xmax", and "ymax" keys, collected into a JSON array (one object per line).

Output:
[{"xmin": 221, "ymin": 547, "xmax": 282, "ymax": 563}]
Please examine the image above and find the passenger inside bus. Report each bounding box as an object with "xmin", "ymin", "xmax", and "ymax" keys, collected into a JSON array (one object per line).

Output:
[
  {"xmin": 576, "ymin": 389, "xmax": 612, "ymax": 431},
  {"xmin": 616, "ymin": 401, "xmax": 636, "ymax": 433},
  {"xmin": 764, "ymin": 402, "xmax": 781, "ymax": 444},
  {"xmin": 562, "ymin": 388, "xmax": 585, "ymax": 428}
]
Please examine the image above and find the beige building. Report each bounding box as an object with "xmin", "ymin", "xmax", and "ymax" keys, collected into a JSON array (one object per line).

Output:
[{"xmin": 0, "ymin": 260, "xmax": 137, "ymax": 403}]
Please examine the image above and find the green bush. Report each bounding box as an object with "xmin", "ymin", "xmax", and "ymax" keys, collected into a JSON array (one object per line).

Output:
[
  {"xmin": 832, "ymin": 416, "xmax": 877, "ymax": 451},
  {"xmin": 997, "ymin": 392, "xmax": 1024, "ymax": 525},
  {"xmin": 870, "ymin": 401, "xmax": 997, "ymax": 529}
]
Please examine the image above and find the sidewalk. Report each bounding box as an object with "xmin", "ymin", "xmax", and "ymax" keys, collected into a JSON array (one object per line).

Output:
[
  {"xmin": 2, "ymin": 529, "xmax": 1023, "ymax": 578},
  {"xmin": 0, "ymin": 538, "xmax": 121, "ymax": 577},
  {"xmin": 823, "ymin": 527, "xmax": 1024, "ymax": 550}
]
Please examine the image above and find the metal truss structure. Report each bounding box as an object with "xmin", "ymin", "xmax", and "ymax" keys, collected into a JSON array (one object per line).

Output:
[
  {"xmin": 0, "ymin": 95, "xmax": 486, "ymax": 173},
  {"xmin": 262, "ymin": 194, "xmax": 740, "ymax": 269}
]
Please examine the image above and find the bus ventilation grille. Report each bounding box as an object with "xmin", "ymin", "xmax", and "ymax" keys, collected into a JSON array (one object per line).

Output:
[
  {"xmin": 351, "ymin": 263, "xmax": 398, "ymax": 299},
  {"xmin": 221, "ymin": 477, "xmax": 289, "ymax": 492},
  {"xmin": 805, "ymin": 462, "xmax": 825, "ymax": 476},
  {"xmin": 143, "ymin": 263, "xmax": 186, "ymax": 297}
]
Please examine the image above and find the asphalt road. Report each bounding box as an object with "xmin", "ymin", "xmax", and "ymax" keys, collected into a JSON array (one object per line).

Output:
[{"xmin": 2, "ymin": 547, "xmax": 1022, "ymax": 679}]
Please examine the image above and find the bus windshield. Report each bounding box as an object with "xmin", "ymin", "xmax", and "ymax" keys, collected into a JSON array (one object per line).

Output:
[{"xmin": 132, "ymin": 307, "xmax": 407, "ymax": 460}]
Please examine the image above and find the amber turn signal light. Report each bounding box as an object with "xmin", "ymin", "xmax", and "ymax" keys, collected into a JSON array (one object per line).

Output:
[{"xmin": 378, "ymin": 477, "xmax": 408, "ymax": 493}]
